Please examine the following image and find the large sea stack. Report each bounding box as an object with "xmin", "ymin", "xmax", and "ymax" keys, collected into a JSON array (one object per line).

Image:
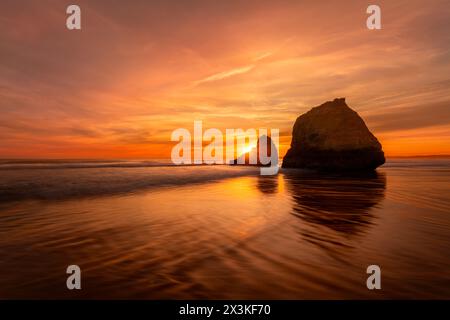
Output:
[{"xmin": 282, "ymin": 98, "xmax": 385, "ymax": 171}]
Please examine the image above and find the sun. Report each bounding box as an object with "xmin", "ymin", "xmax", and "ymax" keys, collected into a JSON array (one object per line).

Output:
[{"xmin": 242, "ymin": 144, "xmax": 257, "ymax": 154}]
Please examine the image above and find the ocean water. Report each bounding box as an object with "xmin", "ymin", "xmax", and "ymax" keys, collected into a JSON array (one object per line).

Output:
[{"xmin": 0, "ymin": 158, "xmax": 449, "ymax": 299}]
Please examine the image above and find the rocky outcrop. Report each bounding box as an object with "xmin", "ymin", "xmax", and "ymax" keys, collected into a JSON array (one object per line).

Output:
[
  {"xmin": 282, "ymin": 98, "xmax": 385, "ymax": 171},
  {"xmin": 232, "ymin": 135, "xmax": 277, "ymax": 166}
]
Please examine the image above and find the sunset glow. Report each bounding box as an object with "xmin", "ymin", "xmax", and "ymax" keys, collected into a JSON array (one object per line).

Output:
[{"xmin": 1, "ymin": 0, "xmax": 450, "ymax": 159}]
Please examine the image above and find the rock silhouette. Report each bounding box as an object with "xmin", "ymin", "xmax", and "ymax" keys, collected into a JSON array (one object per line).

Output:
[
  {"xmin": 232, "ymin": 135, "xmax": 278, "ymax": 166},
  {"xmin": 282, "ymin": 98, "xmax": 385, "ymax": 171}
]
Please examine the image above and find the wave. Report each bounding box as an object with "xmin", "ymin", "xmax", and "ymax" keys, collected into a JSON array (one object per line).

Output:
[
  {"xmin": 0, "ymin": 159, "xmax": 175, "ymax": 170},
  {"xmin": 1, "ymin": 158, "xmax": 449, "ymax": 203},
  {"xmin": 0, "ymin": 165, "xmax": 259, "ymax": 203}
]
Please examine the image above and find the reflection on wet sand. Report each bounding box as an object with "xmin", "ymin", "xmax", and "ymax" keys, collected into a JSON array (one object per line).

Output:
[
  {"xmin": 285, "ymin": 170, "xmax": 386, "ymax": 252},
  {"xmin": 256, "ymin": 175, "xmax": 279, "ymax": 194},
  {"xmin": 257, "ymin": 170, "xmax": 386, "ymax": 253}
]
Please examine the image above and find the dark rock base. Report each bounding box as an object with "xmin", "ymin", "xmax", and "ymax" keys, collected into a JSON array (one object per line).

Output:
[{"xmin": 282, "ymin": 147, "xmax": 385, "ymax": 171}]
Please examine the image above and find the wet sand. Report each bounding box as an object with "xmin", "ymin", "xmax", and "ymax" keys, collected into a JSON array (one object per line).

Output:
[{"xmin": 0, "ymin": 159, "xmax": 449, "ymax": 299}]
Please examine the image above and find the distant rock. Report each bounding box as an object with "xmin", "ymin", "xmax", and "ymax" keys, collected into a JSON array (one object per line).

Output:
[
  {"xmin": 282, "ymin": 98, "xmax": 385, "ymax": 171},
  {"xmin": 232, "ymin": 135, "xmax": 278, "ymax": 166}
]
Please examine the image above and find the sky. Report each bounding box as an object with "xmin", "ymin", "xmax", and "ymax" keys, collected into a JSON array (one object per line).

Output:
[{"xmin": 1, "ymin": 0, "xmax": 450, "ymax": 159}]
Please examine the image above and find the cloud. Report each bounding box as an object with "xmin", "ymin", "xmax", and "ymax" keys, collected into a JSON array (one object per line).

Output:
[
  {"xmin": 366, "ymin": 100, "xmax": 450, "ymax": 132},
  {"xmin": 194, "ymin": 65, "xmax": 255, "ymax": 86},
  {"xmin": 1, "ymin": 0, "xmax": 450, "ymax": 158},
  {"xmin": 254, "ymin": 52, "xmax": 273, "ymax": 61}
]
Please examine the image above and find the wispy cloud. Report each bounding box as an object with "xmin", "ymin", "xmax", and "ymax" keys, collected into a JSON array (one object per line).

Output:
[
  {"xmin": 254, "ymin": 52, "xmax": 273, "ymax": 62},
  {"xmin": 1, "ymin": 0, "xmax": 450, "ymax": 158},
  {"xmin": 194, "ymin": 65, "xmax": 255, "ymax": 86}
]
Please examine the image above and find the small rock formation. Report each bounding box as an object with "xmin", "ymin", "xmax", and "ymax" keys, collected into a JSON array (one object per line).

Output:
[
  {"xmin": 232, "ymin": 135, "xmax": 278, "ymax": 166},
  {"xmin": 282, "ymin": 98, "xmax": 385, "ymax": 171}
]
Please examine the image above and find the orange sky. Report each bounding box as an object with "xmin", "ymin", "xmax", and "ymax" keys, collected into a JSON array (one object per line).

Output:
[{"xmin": 1, "ymin": 0, "xmax": 450, "ymax": 159}]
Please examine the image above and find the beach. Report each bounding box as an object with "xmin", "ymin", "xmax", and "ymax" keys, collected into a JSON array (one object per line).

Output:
[{"xmin": 0, "ymin": 158, "xmax": 449, "ymax": 299}]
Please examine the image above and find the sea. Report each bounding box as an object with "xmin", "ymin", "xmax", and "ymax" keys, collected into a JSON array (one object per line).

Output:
[{"xmin": 0, "ymin": 158, "xmax": 449, "ymax": 298}]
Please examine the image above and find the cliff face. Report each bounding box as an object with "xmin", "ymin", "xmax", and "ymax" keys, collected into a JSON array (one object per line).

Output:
[{"xmin": 282, "ymin": 98, "xmax": 385, "ymax": 171}]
